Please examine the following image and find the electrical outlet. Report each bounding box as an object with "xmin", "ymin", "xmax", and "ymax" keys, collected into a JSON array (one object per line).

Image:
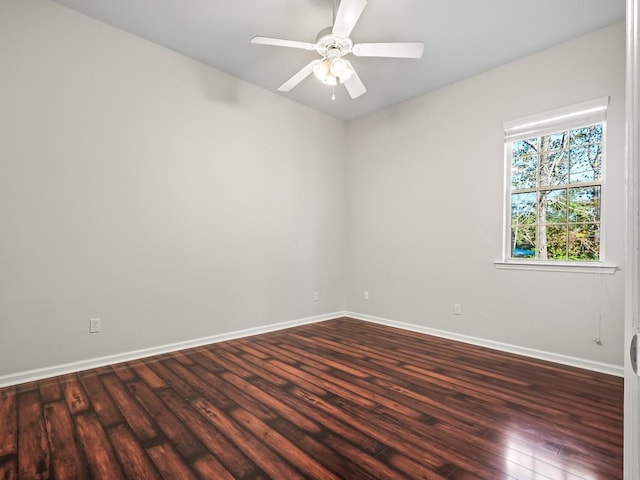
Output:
[
  {"xmin": 364, "ymin": 291, "xmax": 369, "ymax": 300},
  {"xmin": 313, "ymin": 291, "xmax": 319, "ymax": 302},
  {"xmin": 453, "ymin": 304, "xmax": 462, "ymax": 315},
  {"xmin": 89, "ymin": 318, "xmax": 101, "ymax": 333}
]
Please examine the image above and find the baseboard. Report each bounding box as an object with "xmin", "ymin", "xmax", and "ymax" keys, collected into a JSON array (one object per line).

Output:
[
  {"xmin": 0, "ymin": 312, "xmax": 343, "ymax": 388},
  {"xmin": 346, "ymin": 311, "xmax": 624, "ymax": 377},
  {"xmin": 1, "ymin": 310, "xmax": 623, "ymax": 387}
]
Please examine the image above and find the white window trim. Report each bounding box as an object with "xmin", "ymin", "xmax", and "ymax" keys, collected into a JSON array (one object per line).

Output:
[
  {"xmin": 494, "ymin": 260, "xmax": 617, "ymax": 274},
  {"xmin": 497, "ymin": 97, "xmax": 618, "ymax": 274}
]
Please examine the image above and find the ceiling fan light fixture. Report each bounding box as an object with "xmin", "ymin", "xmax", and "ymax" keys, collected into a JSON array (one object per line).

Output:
[{"xmin": 313, "ymin": 57, "xmax": 353, "ymax": 86}]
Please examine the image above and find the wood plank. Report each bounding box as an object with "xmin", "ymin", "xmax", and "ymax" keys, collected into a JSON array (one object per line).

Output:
[
  {"xmin": 219, "ymin": 370, "xmax": 321, "ymax": 434},
  {"xmin": 190, "ymin": 396, "xmax": 306, "ymax": 479},
  {"xmin": 170, "ymin": 350, "xmax": 194, "ymax": 366},
  {"xmin": 17, "ymin": 390, "xmax": 50, "ymax": 479},
  {"xmin": 229, "ymin": 408, "xmax": 341, "ymax": 480},
  {"xmin": 100, "ymin": 373, "xmax": 160, "ymax": 443},
  {"xmin": 38, "ymin": 378, "xmax": 62, "ymax": 403},
  {"xmin": 127, "ymin": 360, "xmax": 167, "ymax": 389},
  {"xmin": 0, "ymin": 458, "xmax": 17, "ymax": 480},
  {"xmin": 145, "ymin": 357, "xmax": 198, "ymax": 399},
  {"xmin": 0, "ymin": 387, "xmax": 17, "ymax": 458},
  {"xmin": 320, "ymin": 431, "xmax": 420, "ymax": 480},
  {"xmin": 126, "ymin": 380, "xmax": 206, "ymax": 460},
  {"xmin": 233, "ymin": 338, "xmax": 271, "ymax": 359},
  {"xmin": 185, "ymin": 362, "xmax": 277, "ymax": 422},
  {"xmin": 193, "ymin": 347, "xmax": 289, "ymax": 388},
  {"xmin": 162, "ymin": 358, "xmax": 236, "ymax": 411},
  {"xmin": 286, "ymin": 385, "xmax": 465, "ymax": 477},
  {"xmin": 146, "ymin": 442, "xmax": 198, "ymax": 480},
  {"xmin": 16, "ymin": 381, "xmax": 39, "ymax": 394},
  {"xmin": 191, "ymin": 453, "xmax": 237, "ymax": 480},
  {"xmin": 78, "ymin": 371, "xmax": 124, "ymax": 427},
  {"xmin": 266, "ymin": 417, "xmax": 374, "ymax": 480},
  {"xmin": 157, "ymin": 388, "xmax": 262, "ymax": 478},
  {"xmin": 188, "ymin": 348, "xmax": 225, "ymax": 372},
  {"xmin": 198, "ymin": 345, "xmax": 257, "ymax": 378},
  {"xmin": 108, "ymin": 424, "xmax": 162, "ymax": 480},
  {"xmin": 250, "ymin": 376, "xmax": 386, "ymax": 456},
  {"xmin": 60, "ymin": 375, "xmax": 91, "ymax": 415},
  {"xmin": 110, "ymin": 363, "xmax": 138, "ymax": 383},
  {"xmin": 75, "ymin": 413, "xmax": 125, "ymax": 479},
  {"xmin": 43, "ymin": 401, "xmax": 88, "ymax": 479},
  {"xmin": 0, "ymin": 384, "xmax": 17, "ymax": 480}
]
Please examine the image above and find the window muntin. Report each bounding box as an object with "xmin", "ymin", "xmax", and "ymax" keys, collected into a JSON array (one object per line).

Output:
[{"xmin": 508, "ymin": 123, "xmax": 604, "ymax": 262}]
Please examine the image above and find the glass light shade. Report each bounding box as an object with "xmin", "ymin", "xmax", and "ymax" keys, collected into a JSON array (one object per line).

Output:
[
  {"xmin": 329, "ymin": 58, "xmax": 347, "ymax": 76},
  {"xmin": 313, "ymin": 60, "xmax": 329, "ymax": 81},
  {"xmin": 313, "ymin": 59, "xmax": 336, "ymax": 85},
  {"xmin": 313, "ymin": 57, "xmax": 352, "ymax": 86}
]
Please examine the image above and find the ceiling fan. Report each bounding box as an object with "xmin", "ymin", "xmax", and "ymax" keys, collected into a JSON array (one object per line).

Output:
[{"xmin": 251, "ymin": 0, "xmax": 424, "ymax": 99}]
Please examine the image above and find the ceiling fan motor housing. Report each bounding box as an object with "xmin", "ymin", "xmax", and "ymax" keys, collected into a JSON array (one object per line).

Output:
[{"xmin": 315, "ymin": 26, "xmax": 353, "ymax": 58}]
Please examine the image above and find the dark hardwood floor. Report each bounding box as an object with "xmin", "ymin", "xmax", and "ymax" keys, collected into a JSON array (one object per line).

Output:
[{"xmin": 0, "ymin": 317, "xmax": 623, "ymax": 479}]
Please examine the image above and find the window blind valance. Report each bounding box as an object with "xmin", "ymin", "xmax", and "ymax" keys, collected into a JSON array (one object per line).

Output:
[{"xmin": 504, "ymin": 97, "xmax": 609, "ymax": 143}]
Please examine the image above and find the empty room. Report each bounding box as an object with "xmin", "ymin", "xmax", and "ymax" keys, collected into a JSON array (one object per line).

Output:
[{"xmin": 1, "ymin": 0, "xmax": 639, "ymax": 478}]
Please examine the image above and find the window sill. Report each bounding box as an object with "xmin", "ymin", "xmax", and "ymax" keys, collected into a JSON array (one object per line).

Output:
[{"xmin": 494, "ymin": 260, "xmax": 617, "ymax": 274}]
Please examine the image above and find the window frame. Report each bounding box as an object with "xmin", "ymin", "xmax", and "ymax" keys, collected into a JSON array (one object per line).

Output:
[{"xmin": 496, "ymin": 98, "xmax": 617, "ymax": 274}]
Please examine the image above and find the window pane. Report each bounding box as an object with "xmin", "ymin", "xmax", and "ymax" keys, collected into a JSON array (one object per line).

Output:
[
  {"xmin": 512, "ymin": 138, "xmax": 538, "ymax": 157},
  {"xmin": 512, "ymin": 154, "xmax": 537, "ymax": 189},
  {"xmin": 511, "ymin": 225, "xmax": 535, "ymax": 258},
  {"xmin": 539, "ymin": 150, "xmax": 568, "ymax": 186},
  {"xmin": 568, "ymin": 186, "xmax": 601, "ymax": 222},
  {"xmin": 544, "ymin": 225, "xmax": 568, "ymax": 260},
  {"xmin": 540, "ymin": 188, "xmax": 567, "ymax": 224},
  {"xmin": 506, "ymin": 120, "xmax": 604, "ymax": 263},
  {"xmin": 542, "ymin": 132, "xmax": 568, "ymax": 152},
  {"xmin": 570, "ymin": 124, "xmax": 603, "ymax": 147},
  {"xmin": 569, "ymin": 145, "xmax": 602, "ymax": 183},
  {"xmin": 568, "ymin": 224, "xmax": 600, "ymax": 260},
  {"xmin": 512, "ymin": 192, "xmax": 536, "ymax": 225}
]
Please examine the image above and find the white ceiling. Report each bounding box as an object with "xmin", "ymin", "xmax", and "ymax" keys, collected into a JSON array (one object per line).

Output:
[{"xmin": 51, "ymin": 0, "xmax": 625, "ymax": 121}]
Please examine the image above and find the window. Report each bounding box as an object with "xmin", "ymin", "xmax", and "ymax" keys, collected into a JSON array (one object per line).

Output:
[{"xmin": 503, "ymin": 98, "xmax": 608, "ymax": 264}]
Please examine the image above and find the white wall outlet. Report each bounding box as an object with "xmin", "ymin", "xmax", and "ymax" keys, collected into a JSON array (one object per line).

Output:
[
  {"xmin": 453, "ymin": 304, "xmax": 462, "ymax": 315},
  {"xmin": 89, "ymin": 318, "xmax": 101, "ymax": 333},
  {"xmin": 364, "ymin": 291, "xmax": 369, "ymax": 300},
  {"xmin": 313, "ymin": 291, "xmax": 319, "ymax": 302}
]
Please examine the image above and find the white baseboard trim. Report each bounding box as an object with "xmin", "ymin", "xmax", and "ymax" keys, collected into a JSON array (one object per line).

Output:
[
  {"xmin": 0, "ymin": 312, "xmax": 343, "ymax": 388},
  {"xmin": 347, "ymin": 311, "xmax": 624, "ymax": 377},
  {"xmin": 1, "ymin": 310, "xmax": 623, "ymax": 387}
]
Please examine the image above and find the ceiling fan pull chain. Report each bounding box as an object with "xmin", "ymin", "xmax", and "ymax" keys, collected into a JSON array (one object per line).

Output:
[{"xmin": 331, "ymin": 85, "xmax": 336, "ymax": 100}]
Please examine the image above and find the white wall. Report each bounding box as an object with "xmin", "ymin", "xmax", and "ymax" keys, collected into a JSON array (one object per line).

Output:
[
  {"xmin": 0, "ymin": 0, "xmax": 345, "ymax": 376},
  {"xmin": 346, "ymin": 23, "xmax": 626, "ymax": 367}
]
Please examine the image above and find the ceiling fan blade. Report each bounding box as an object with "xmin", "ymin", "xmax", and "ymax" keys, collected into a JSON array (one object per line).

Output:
[
  {"xmin": 278, "ymin": 59, "xmax": 322, "ymax": 92},
  {"xmin": 251, "ymin": 36, "xmax": 316, "ymax": 50},
  {"xmin": 342, "ymin": 61, "xmax": 366, "ymax": 99},
  {"xmin": 332, "ymin": 0, "xmax": 367, "ymax": 38},
  {"xmin": 352, "ymin": 42, "xmax": 424, "ymax": 58}
]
